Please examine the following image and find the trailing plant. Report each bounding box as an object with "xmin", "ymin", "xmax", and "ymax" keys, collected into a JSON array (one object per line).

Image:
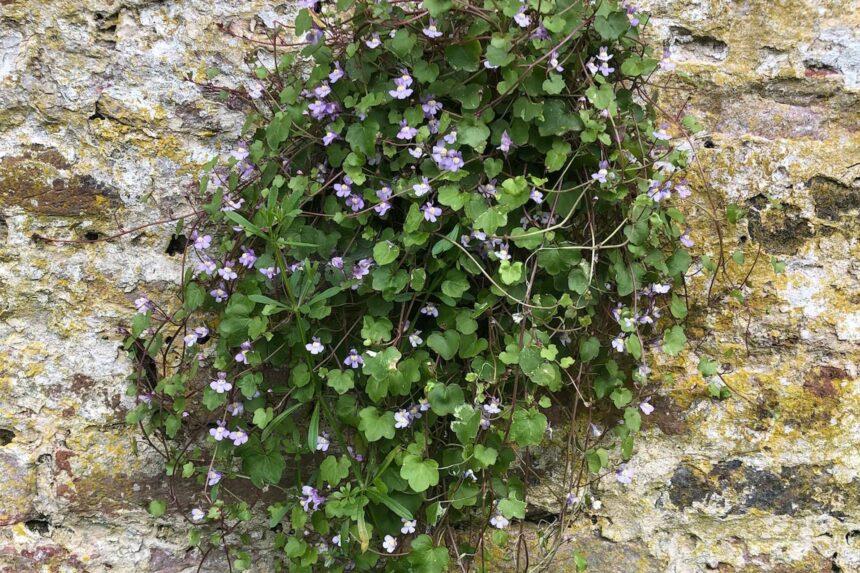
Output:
[{"xmin": 126, "ymin": 0, "xmax": 702, "ymax": 570}]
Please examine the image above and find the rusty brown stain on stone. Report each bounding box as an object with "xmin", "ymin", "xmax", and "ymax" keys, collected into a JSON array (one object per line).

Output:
[
  {"xmin": 0, "ymin": 146, "xmax": 119, "ymax": 216},
  {"xmin": 54, "ymin": 449, "xmax": 76, "ymax": 475},
  {"xmin": 803, "ymin": 366, "xmax": 846, "ymax": 398}
]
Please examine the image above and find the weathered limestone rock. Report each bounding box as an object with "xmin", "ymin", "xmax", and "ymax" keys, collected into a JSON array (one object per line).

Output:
[{"xmin": 1, "ymin": 0, "xmax": 859, "ymax": 571}]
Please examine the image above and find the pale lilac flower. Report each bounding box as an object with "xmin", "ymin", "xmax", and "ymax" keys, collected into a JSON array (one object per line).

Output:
[
  {"xmin": 413, "ymin": 177, "xmax": 431, "ymax": 196},
  {"xmin": 421, "ymin": 95, "xmax": 443, "ymax": 117},
  {"xmin": 227, "ymin": 402, "xmax": 244, "ymax": 416},
  {"xmin": 513, "ymin": 7, "xmax": 531, "ymax": 27},
  {"xmin": 530, "ymin": 189, "xmax": 544, "ymax": 204},
  {"xmin": 611, "ymin": 335, "xmax": 626, "ymax": 352},
  {"xmin": 184, "ymin": 333, "xmax": 199, "ymax": 347},
  {"xmin": 675, "ymin": 180, "xmax": 692, "ymax": 198},
  {"xmin": 659, "ymin": 50, "xmax": 675, "ymax": 71},
  {"xmin": 390, "ymin": 73, "xmax": 414, "ymax": 100},
  {"xmin": 314, "ymin": 82, "xmax": 332, "ymax": 98},
  {"xmin": 218, "ymin": 262, "xmax": 238, "ymax": 281},
  {"xmin": 221, "ymin": 193, "xmax": 244, "ymax": 212},
  {"xmin": 334, "ymin": 178, "xmax": 352, "ymax": 198},
  {"xmin": 382, "ymin": 535, "xmax": 398, "ymax": 553},
  {"xmin": 229, "ymin": 428, "xmax": 249, "ymax": 446},
  {"xmin": 532, "ymin": 22, "xmax": 549, "ymax": 40},
  {"xmin": 394, "ymin": 409, "xmax": 412, "ymax": 429},
  {"xmin": 483, "ymin": 398, "xmax": 502, "ymax": 415},
  {"xmin": 653, "ymin": 126, "xmax": 672, "ymax": 141},
  {"xmin": 420, "ymin": 303, "xmax": 438, "ymax": 317},
  {"xmin": 246, "ymin": 81, "xmax": 264, "ymax": 99},
  {"xmin": 419, "ymin": 399, "xmax": 431, "ymax": 412},
  {"xmin": 592, "ymin": 160, "xmax": 610, "ymax": 184},
  {"xmin": 300, "ymin": 485, "xmax": 326, "ymax": 512},
  {"xmin": 423, "ymin": 18, "xmax": 443, "ymax": 38},
  {"xmin": 616, "ymin": 464, "xmax": 635, "ymax": 484},
  {"xmin": 478, "ymin": 180, "xmax": 497, "ymax": 199},
  {"xmin": 408, "ymin": 147, "xmax": 424, "ymax": 159},
  {"xmin": 329, "ymin": 62, "xmax": 345, "ymax": 83},
  {"xmin": 323, "ymin": 129, "xmax": 339, "ymax": 146},
  {"xmin": 346, "ymin": 194, "xmax": 365, "ymax": 212},
  {"xmin": 443, "ymin": 131, "xmax": 457, "ymax": 144},
  {"xmin": 330, "ymin": 256, "xmax": 344, "ymax": 269},
  {"xmin": 680, "ymin": 230, "xmax": 694, "ymax": 248},
  {"xmin": 464, "ymin": 469, "xmax": 477, "ymax": 480},
  {"xmin": 409, "ymin": 331, "xmax": 423, "ymax": 347},
  {"xmin": 306, "ymin": 337, "xmax": 325, "ymax": 355},
  {"xmin": 397, "ymin": 68, "xmax": 414, "ymax": 88},
  {"xmin": 549, "ymin": 51, "xmax": 563, "ymax": 72},
  {"xmin": 134, "ymin": 297, "xmax": 152, "ymax": 314},
  {"xmin": 209, "ymin": 425, "xmax": 229, "ymax": 441},
  {"xmin": 499, "ymin": 130, "xmax": 512, "ymax": 154},
  {"xmin": 332, "ymin": 534, "xmax": 342, "ymax": 547},
  {"xmin": 191, "ymin": 508, "xmax": 205, "ymax": 521},
  {"xmin": 651, "ymin": 283, "xmax": 671, "ymax": 294},
  {"xmin": 490, "ymin": 514, "xmax": 509, "ymax": 529},
  {"xmin": 260, "ymin": 266, "xmax": 279, "ymax": 280},
  {"xmin": 235, "ymin": 341, "xmax": 252, "ymax": 364},
  {"xmin": 210, "ymin": 285, "xmax": 229, "ymax": 303},
  {"xmin": 197, "ymin": 257, "xmax": 217, "ymax": 275},
  {"xmin": 194, "ymin": 234, "xmax": 212, "ymax": 250},
  {"xmin": 648, "ymin": 180, "xmax": 672, "ymax": 202},
  {"xmin": 422, "ymin": 202, "xmax": 442, "ymax": 223},
  {"xmin": 207, "ymin": 469, "xmax": 223, "ymax": 485},
  {"xmin": 565, "ymin": 493, "xmax": 579, "ymax": 508},
  {"xmin": 626, "ymin": 5, "xmax": 640, "ymax": 26},
  {"xmin": 365, "ymin": 34, "xmax": 381, "ymax": 49},
  {"xmin": 316, "ymin": 433, "xmax": 330, "ymax": 452},
  {"xmin": 495, "ymin": 244, "xmax": 512, "ymax": 261},
  {"xmin": 238, "ymin": 248, "xmax": 257, "ymax": 268},
  {"xmin": 351, "ymin": 258, "xmax": 373, "ymax": 280},
  {"xmin": 397, "ymin": 120, "xmax": 418, "ymax": 140},
  {"xmin": 401, "ymin": 519, "xmax": 417, "ymax": 534},
  {"xmin": 343, "ymin": 349, "xmax": 364, "ymax": 369},
  {"xmin": 640, "ymin": 401, "xmax": 655, "ymax": 415},
  {"xmin": 308, "ymin": 99, "xmax": 329, "ymax": 120}
]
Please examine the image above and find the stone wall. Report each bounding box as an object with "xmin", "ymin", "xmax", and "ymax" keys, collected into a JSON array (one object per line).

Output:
[{"xmin": 0, "ymin": 1, "xmax": 858, "ymax": 572}]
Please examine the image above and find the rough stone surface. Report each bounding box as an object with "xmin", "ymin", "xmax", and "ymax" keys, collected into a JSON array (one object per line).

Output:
[{"xmin": 1, "ymin": 0, "xmax": 859, "ymax": 572}]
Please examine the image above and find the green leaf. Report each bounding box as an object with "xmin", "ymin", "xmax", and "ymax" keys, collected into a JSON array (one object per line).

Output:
[
  {"xmin": 457, "ymin": 120, "xmax": 491, "ymax": 151},
  {"xmin": 185, "ymin": 282, "xmax": 204, "ymax": 311},
  {"xmin": 373, "ymin": 241, "xmax": 400, "ymax": 265},
  {"xmin": 326, "ymin": 369, "xmax": 355, "ymax": 394},
  {"xmin": 499, "ymin": 260, "xmax": 524, "ymax": 285},
  {"xmin": 427, "ymin": 331, "xmax": 460, "ymax": 360},
  {"xmin": 594, "ymin": 12, "xmax": 630, "ymax": 40},
  {"xmin": 498, "ymin": 497, "xmax": 526, "ymax": 519},
  {"xmin": 428, "ymin": 383, "xmax": 465, "ymax": 416},
  {"xmin": 698, "ymin": 356, "xmax": 719, "ymax": 377},
  {"xmin": 307, "ymin": 402, "xmax": 320, "ymax": 452},
  {"xmin": 241, "ymin": 437, "xmax": 287, "ymax": 487},
  {"xmin": 624, "ymin": 407, "xmax": 642, "ymax": 432},
  {"xmin": 320, "ymin": 455, "xmax": 350, "ymax": 486},
  {"xmin": 586, "ymin": 448, "xmax": 609, "ymax": 473},
  {"xmin": 579, "ymin": 336, "xmax": 600, "ymax": 362},
  {"xmin": 509, "ymin": 408, "xmax": 547, "ymax": 446},
  {"xmin": 422, "ymin": 0, "xmax": 452, "ymax": 17},
  {"xmin": 472, "ymin": 445, "xmax": 498, "ymax": 468},
  {"xmin": 358, "ymin": 407, "xmax": 396, "ymax": 442},
  {"xmin": 400, "ymin": 454, "xmax": 440, "ymax": 492},
  {"xmin": 625, "ymin": 334, "xmax": 642, "ymax": 360},
  {"xmin": 148, "ymin": 499, "xmax": 166, "ymax": 517},
  {"xmin": 408, "ymin": 535, "xmax": 450, "ymax": 573},
  {"xmin": 546, "ymin": 140, "xmax": 571, "ymax": 172},
  {"xmin": 670, "ymin": 293, "xmax": 688, "ymax": 319},
  {"xmin": 662, "ymin": 325, "xmax": 687, "ymax": 356},
  {"xmin": 445, "ymin": 40, "xmax": 482, "ymax": 71}
]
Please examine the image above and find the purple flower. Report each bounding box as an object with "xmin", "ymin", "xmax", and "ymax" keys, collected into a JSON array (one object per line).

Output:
[
  {"xmin": 408, "ymin": 146, "xmax": 424, "ymax": 159},
  {"xmin": 334, "ymin": 178, "xmax": 352, "ymax": 197},
  {"xmin": 421, "ymin": 95, "xmax": 443, "ymax": 118},
  {"xmin": 229, "ymin": 428, "xmax": 248, "ymax": 446},
  {"xmin": 193, "ymin": 234, "xmax": 212, "ymax": 250},
  {"xmin": 401, "ymin": 518, "xmax": 417, "ymax": 534},
  {"xmin": 246, "ymin": 81, "xmax": 264, "ymax": 99},
  {"xmin": 394, "ymin": 409, "xmax": 412, "ymax": 429},
  {"xmin": 207, "ymin": 469, "xmax": 222, "ymax": 485},
  {"xmin": 238, "ymin": 248, "xmax": 257, "ymax": 269},
  {"xmin": 314, "ymin": 82, "xmax": 331, "ymax": 98},
  {"xmin": 514, "ymin": 7, "xmax": 531, "ymax": 27},
  {"xmin": 530, "ymin": 189, "xmax": 544, "ymax": 204},
  {"xmin": 495, "ymin": 244, "xmax": 512, "ymax": 261},
  {"xmin": 346, "ymin": 194, "xmax": 365, "ymax": 212},
  {"xmin": 490, "ymin": 514, "xmax": 509, "ymax": 529},
  {"xmin": 260, "ymin": 266, "xmax": 279, "ymax": 280},
  {"xmin": 344, "ymin": 348, "xmax": 364, "ymax": 368},
  {"xmin": 549, "ymin": 51, "xmax": 563, "ymax": 72},
  {"xmin": 422, "ymin": 202, "xmax": 442, "ymax": 223},
  {"xmin": 365, "ymin": 34, "xmax": 381, "ymax": 49},
  {"xmin": 653, "ymin": 126, "xmax": 672, "ymax": 141},
  {"xmin": 627, "ymin": 6, "xmax": 641, "ymax": 27},
  {"xmin": 423, "ymin": 18, "xmax": 443, "ymax": 38},
  {"xmin": 659, "ymin": 50, "xmax": 676, "ymax": 71},
  {"xmin": 640, "ymin": 401, "xmax": 655, "ymax": 415},
  {"xmin": 413, "ymin": 176, "xmax": 432, "ymax": 197},
  {"xmin": 300, "ymin": 485, "xmax": 326, "ymax": 512},
  {"xmin": 409, "ymin": 330, "xmax": 423, "ymax": 347},
  {"xmin": 382, "ymin": 535, "xmax": 398, "ymax": 553},
  {"xmin": 134, "ymin": 297, "xmax": 153, "ymax": 314},
  {"xmin": 322, "ymin": 129, "xmax": 338, "ymax": 146},
  {"xmin": 209, "ymin": 425, "xmax": 229, "ymax": 441},
  {"xmin": 431, "ymin": 143, "xmax": 464, "ymax": 172},
  {"xmin": 306, "ymin": 336, "xmax": 325, "ymax": 355},
  {"xmin": 227, "ymin": 401, "xmax": 244, "ymax": 416},
  {"xmin": 196, "ymin": 257, "xmax": 217, "ymax": 275},
  {"xmin": 531, "ymin": 22, "xmax": 549, "ymax": 40},
  {"xmin": 316, "ymin": 433, "xmax": 330, "ymax": 452},
  {"xmin": 483, "ymin": 398, "xmax": 502, "ymax": 414},
  {"xmin": 218, "ymin": 261, "xmax": 238, "ymax": 281},
  {"xmin": 221, "ymin": 193, "xmax": 244, "ymax": 212},
  {"xmin": 611, "ymin": 335, "xmax": 626, "ymax": 352},
  {"xmin": 351, "ymin": 258, "xmax": 373, "ymax": 279},
  {"xmin": 389, "ymin": 73, "xmax": 414, "ymax": 100},
  {"xmin": 499, "ymin": 130, "xmax": 512, "ymax": 154},
  {"xmin": 592, "ymin": 160, "xmax": 610, "ymax": 184},
  {"xmin": 648, "ymin": 180, "xmax": 672, "ymax": 202},
  {"xmin": 616, "ymin": 464, "xmax": 635, "ymax": 484},
  {"xmin": 420, "ymin": 303, "xmax": 439, "ymax": 317},
  {"xmin": 191, "ymin": 508, "xmax": 205, "ymax": 521},
  {"xmin": 397, "ymin": 120, "xmax": 418, "ymax": 140},
  {"xmin": 210, "ymin": 372, "xmax": 232, "ymax": 393},
  {"xmin": 330, "ymin": 256, "xmax": 344, "ymax": 269},
  {"xmin": 680, "ymin": 230, "xmax": 694, "ymax": 248},
  {"xmin": 210, "ymin": 286, "xmax": 229, "ymax": 303},
  {"xmin": 308, "ymin": 99, "xmax": 329, "ymax": 120},
  {"xmin": 675, "ymin": 180, "xmax": 692, "ymax": 198},
  {"xmin": 329, "ymin": 62, "xmax": 345, "ymax": 83},
  {"xmin": 235, "ymin": 340, "xmax": 252, "ymax": 364},
  {"xmin": 443, "ymin": 131, "xmax": 457, "ymax": 144}
]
